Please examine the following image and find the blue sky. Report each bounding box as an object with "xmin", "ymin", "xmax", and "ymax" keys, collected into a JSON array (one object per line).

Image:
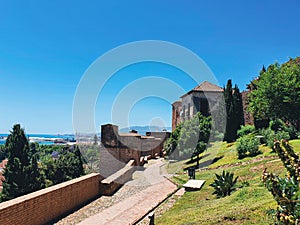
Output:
[{"xmin": 1, "ymin": 0, "xmax": 300, "ymax": 133}]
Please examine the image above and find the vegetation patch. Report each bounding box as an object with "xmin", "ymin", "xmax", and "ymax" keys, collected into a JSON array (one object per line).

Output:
[{"xmin": 157, "ymin": 140, "xmax": 300, "ymax": 225}]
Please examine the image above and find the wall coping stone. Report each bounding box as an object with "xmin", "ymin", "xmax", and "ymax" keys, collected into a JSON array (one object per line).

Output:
[{"xmin": 0, "ymin": 173, "xmax": 100, "ymax": 210}]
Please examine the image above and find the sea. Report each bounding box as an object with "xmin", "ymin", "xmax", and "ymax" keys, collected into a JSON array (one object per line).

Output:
[{"xmin": 0, "ymin": 134, "xmax": 75, "ymax": 145}]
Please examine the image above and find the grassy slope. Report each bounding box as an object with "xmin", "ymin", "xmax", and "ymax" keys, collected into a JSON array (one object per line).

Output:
[{"xmin": 157, "ymin": 140, "xmax": 300, "ymax": 225}]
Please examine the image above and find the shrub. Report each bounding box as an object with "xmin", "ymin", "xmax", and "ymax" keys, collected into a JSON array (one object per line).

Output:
[
  {"xmin": 260, "ymin": 128, "xmax": 275, "ymax": 147},
  {"xmin": 262, "ymin": 140, "xmax": 300, "ymax": 224},
  {"xmin": 285, "ymin": 125, "xmax": 298, "ymax": 140},
  {"xmin": 275, "ymin": 131, "xmax": 290, "ymax": 142},
  {"xmin": 269, "ymin": 119, "xmax": 296, "ymax": 140},
  {"xmin": 210, "ymin": 170, "xmax": 238, "ymax": 198},
  {"xmin": 269, "ymin": 118, "xmax": 286, "ymax": 132},
  {"xmin": 237, "ymin": 125, "xmax": 255, "ymax": 138},
  {"xmin": 236, "ymin": 135, "xmax": 261, "ymax": 159},
  {"xmin": 260, "ymin": 128, "xmax": 290, "ymax": 148}
]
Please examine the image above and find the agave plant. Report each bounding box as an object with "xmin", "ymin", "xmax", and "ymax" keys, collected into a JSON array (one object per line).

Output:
[{"xmin": 210, "ymin": 170, "xmax": 238, "ymax": 198}]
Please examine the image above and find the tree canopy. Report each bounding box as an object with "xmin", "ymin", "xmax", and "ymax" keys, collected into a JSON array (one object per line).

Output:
[
  {"xmin": 249, "ymin": 58, "xmax": 300, "ymax": 130},
  {"xmin": 223, "ymin": 80, "xmax": 244, "ymax": 142},
  {"xmin": 164, "ymin": 112, "xmax": 211, "ymax": 166},
  {"xmin": 1, "ymin": 124, "xmax": 45, "ymax": 201},
  {"xmin": 1, "ymin": 125, "xmax": 86, "ymax": 202},
  {"xmin": 41, "ymin": 145, "xmax": 85, "ymax": 186}
]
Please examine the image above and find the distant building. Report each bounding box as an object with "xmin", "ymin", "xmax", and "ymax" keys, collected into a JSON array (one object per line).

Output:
[
  {"xmin": 172, "ymin": 81, "xmax": 224, "ymax": 130},
  {"xmin": 100, "ymin": 124, "xmax": 170, "ymax": 178},
  {"xmin": 172, "ymin": 81, "xmax": 254, "ymax": 130}
]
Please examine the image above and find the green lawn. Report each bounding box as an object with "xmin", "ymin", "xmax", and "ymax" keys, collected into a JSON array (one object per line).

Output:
[{"xmin": 157, "ymin": 140, "xmax": 300, "ymax": 225}]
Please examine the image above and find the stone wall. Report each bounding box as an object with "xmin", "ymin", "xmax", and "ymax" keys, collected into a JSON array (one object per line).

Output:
[
  {"xmin": 172, "ymin": 101, "xmax": 182, "ymax": 131},
  {"xmin": 99, "ymin": 160, "xmax": 135, "ymax": 196},
  {"xmin": 0, "ymin": 173, "xmax": 100, "ymax": 225},
  {"xmin": 241, "ymin": 91, "xmax": 254, "ymax": 125},
  {"xmin": 172, "ymin": 91, "xmax": 255, "ymax": 130},
  {"xmin": 100, "ymin": 124, "xmax": 170, "ymax": 177}
]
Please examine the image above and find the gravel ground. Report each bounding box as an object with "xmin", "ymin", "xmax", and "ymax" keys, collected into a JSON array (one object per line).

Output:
[{"xmin": 52, "ymin": 160, "xmax": 159, "ymax": 225}]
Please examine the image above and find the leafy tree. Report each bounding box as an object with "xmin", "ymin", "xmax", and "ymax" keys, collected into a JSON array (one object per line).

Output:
[
  {"xmin": 224, "ymin": 80, "xmax": 244, "ymax": 142},
  {"xmin": 41, "ymin": 155, "xmax": 57, "ymax": 187},
  {"xmin": 249, "ymin": 58, "xmax": 300, "ymax": 130},
  {"xmin": 27, "ymin": 154, "xmax": 46, "ymax": 192},
  {"xmin": 164, "ymin": 123, "xmax": 182, "ymax": 159},
  {"xmin": 1, "ymin": 124, "xmax": 45, "ymax": 202},
  {"xmin": 41, "ymin": 145, "xmax": 85, "ymax": 185},
  {"xmin": 164, "ymin": 112, "xmax": 211, "ymax": 167}
]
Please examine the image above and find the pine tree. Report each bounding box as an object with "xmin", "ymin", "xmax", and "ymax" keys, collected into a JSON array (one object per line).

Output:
[{"xmin": 1, "ymin": 124, "xmax": 45, "ymax": 202}]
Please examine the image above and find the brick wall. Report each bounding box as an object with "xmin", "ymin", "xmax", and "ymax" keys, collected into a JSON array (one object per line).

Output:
[{"xmin": 0, "ymin": 173, "xmax": 100, "ymax": 225}]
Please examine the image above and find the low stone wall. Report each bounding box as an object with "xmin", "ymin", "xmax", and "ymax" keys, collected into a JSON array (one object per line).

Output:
[
  {"xmin": 99, "ymin": 160, "xmax": 136, "ymax": 196},
  {"xmin": 0, "ymin": 173, "xmax": 100, "ymax": 225}
]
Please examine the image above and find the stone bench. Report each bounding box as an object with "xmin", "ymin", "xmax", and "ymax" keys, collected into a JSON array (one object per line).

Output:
[{"xmin": 183, "ymin": 180, "xmax": 206, "ymax": 191}]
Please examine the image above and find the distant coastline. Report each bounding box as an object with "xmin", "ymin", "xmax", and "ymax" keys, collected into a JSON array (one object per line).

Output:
[
  {"xmin": 0, "ymin": 134, "xmax": 75, "ymax": 145},
  {"xmin": 0, "ymin": 126, "xmax": 172, "ymax": 145}
]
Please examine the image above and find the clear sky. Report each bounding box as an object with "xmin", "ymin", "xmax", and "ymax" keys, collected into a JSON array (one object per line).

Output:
[{"xmin": 1, "ymin": 0, "xmax": 300, "ymax": 134}]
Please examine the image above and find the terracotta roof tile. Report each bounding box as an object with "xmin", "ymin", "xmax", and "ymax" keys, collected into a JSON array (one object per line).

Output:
[
  {"xmin": 180, "ymin": 81, "xmax": 223, "ymax": 98},
  {"xmin": 192, "ymin": 81, "xmax": 223, "ymax": 92}
]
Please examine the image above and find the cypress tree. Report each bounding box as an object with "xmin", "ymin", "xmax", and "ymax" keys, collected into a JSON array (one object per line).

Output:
[
  {"xmin": 224, "ymin": 80, "xmax": 235, "ymax": 142},
  {"xmin": 233, "ymin": 84, "xmax": 244, "ymax": 130},
  {"xmin": 224, "ymin": 80, "xmax": 244, "ymax": 142}
]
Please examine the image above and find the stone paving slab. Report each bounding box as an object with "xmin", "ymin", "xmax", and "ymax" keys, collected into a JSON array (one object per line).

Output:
[
  {"xmin": 78, "ymin": 179, "xmax": 176, "ymax": 225},
  {"xmin": 174, "ymin": 187, "xmax": 185, "ymax": 196}
]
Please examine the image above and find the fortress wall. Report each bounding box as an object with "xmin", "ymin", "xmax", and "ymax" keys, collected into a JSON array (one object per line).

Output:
[
  {"xmin": 0, "ymin": 173, "xmax": 100, "ymax": 225},
  {"xmin": 99, "ymin": 160, "xmax": 135, "ymax": 196}
]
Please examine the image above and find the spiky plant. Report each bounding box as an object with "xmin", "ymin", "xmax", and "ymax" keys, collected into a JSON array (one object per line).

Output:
[
  {"xmin": 262, "ymin": 140, "xmax": 300, "ymax": 224},
  {"xmin": 210, "ymin": 170, "xmax": 238, "ymax": 198}
]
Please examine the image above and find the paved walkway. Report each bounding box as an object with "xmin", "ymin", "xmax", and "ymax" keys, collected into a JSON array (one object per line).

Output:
[{"xmin": 78, "ymin": 159, "xmax": 177, "ymax": 225}]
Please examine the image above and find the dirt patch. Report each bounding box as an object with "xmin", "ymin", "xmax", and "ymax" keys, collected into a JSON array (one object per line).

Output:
[{"xmin": 250, "ymin": 164, "xmax": 265, "ymax": 173}]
